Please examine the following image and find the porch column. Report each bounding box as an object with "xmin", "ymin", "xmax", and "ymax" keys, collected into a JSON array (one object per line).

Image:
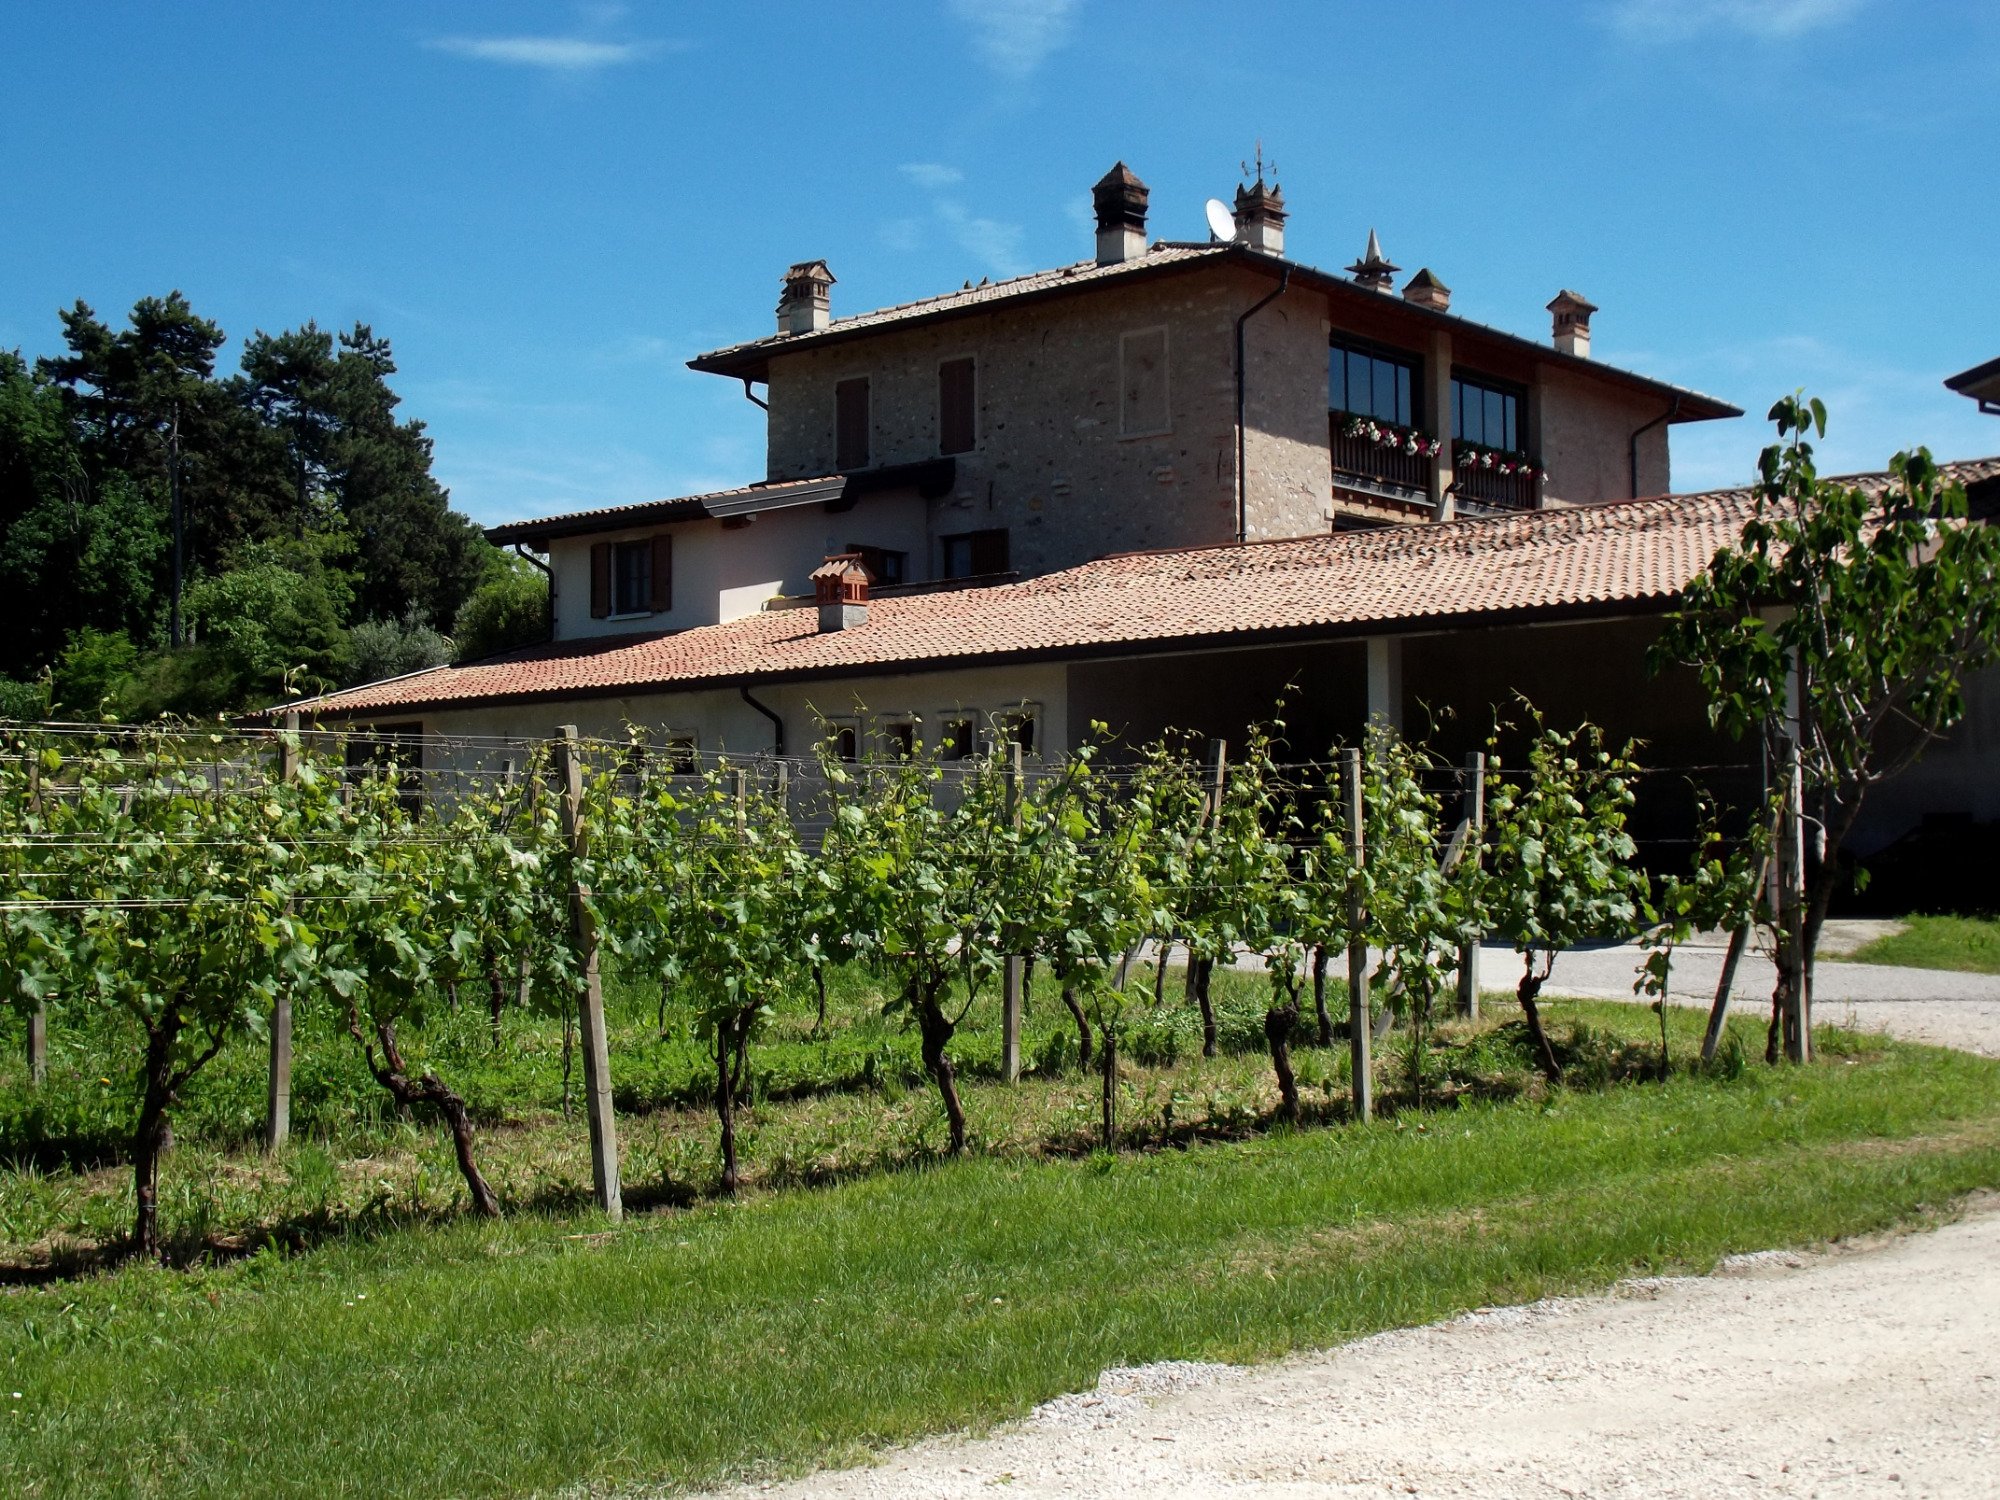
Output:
[
  {"xmin": 1366, "ymin": 636, "xmax": 1404, "ymax": 734},
  {"xmin": 1428, "ymin": 329, "xmax": 1454, "ymax": 520}
]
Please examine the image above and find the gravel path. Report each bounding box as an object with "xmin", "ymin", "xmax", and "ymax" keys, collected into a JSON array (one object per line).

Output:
[{"xmin": 696, "ymin": 946, "xmax": 2000, "ymax": 1499}]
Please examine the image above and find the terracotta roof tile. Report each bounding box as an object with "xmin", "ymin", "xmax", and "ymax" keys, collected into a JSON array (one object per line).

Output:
[{"xmin": 289, "ymin": 459, "xmax": 2000, "ymax": 719}]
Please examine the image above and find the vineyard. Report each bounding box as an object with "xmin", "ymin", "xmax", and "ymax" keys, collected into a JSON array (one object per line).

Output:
[{"xmin": 0, "ymin": 707, "xmax": 1780, "ymax": 1270}]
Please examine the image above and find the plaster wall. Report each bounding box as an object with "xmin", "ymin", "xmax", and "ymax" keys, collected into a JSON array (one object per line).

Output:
[
  {"xmin": 362, "ymin": 660, "xmax": 1072, "ymax": 776},
  {"xmin": 1536, "ymin": 364, "xmax": 1673, "ymax": 505},
  {"xmin": 546, "ymin": 494, "xmax": 927, "ymax": 641}
]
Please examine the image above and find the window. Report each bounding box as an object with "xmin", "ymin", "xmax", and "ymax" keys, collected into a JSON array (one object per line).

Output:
[
  {"xmin": 590, "ymin": 536, "xmax": 671, "ymax": 618},
  {"xmin": 830, "ymin": 722, "xmax": 859, "ymax": 763},
  {"xmin": 1329, "ymin": 337, "xmax": 1418, "ymax": 426},
  {"xmin": 835, "ymin": 376, "xmax": 870, "ymax": 470},
  {"xmin": 994, "ymin": 706, "xmax": 1039, "ymax": 757},
  {"xmin": 847, "ymin": 543, "xmax": 907, "ymax": 586},
  {"xmin": 941, "ymin": 528, "xmax": 1009, "ymax": 579},
  {"xmin": 1119, "ymin": 327, "xmax": 1170, "ymax": 437},
  {"xmin": 882, "ymin": 721, "xmax": 916, "ymax": 759},
  {"xmin": 938, "ymin": 717, "xmax": 978, "ymax": 761},
  {"xmin": 1451, "ymin": 373, "xmax": 1522, "ymax": 452},
  {"xmin": 660, "ymin": 734, "xmax": 698, "ymax": 775},
  {"xmin": 938, "ymin": 356, "xmax": 976, "ymax": 455}
]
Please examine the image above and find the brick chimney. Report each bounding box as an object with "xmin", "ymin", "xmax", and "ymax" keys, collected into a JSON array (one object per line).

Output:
[
  {"xmin": 1092, "ymin": 161, "xmax": 1149, "ymax": 265},
  {"xmin": 812, "ymin": 552, "xmax": 869, "ymax": 632},
  {"xmin": 1403, "ymin": 268, "xmax": 1450, "ymax": 311},
  {"xmin": 1346, "ymin": 229, "xmax": 1399, "ymax": 292},
  {"xmin": 777, "ymin": 260, "xmax": 835, "ymax": 335},
  {"xmin": 1547, "ymin": 289, "xmax": 1597, "ymax": 359},
  {"xmin": 1233, "ymin": 174, "xmax": 1285, "ymax": 255}
]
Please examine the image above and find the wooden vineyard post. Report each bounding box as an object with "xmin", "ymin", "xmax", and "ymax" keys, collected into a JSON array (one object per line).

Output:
[
  {"xmin": 1001, "ymin": 740, "xmax": 1024, "ymax": 1085},
  {"xmin": 265, "ymin": 710, "xmax": 301, "ymax": 1152},
  {"xmin": 558, "ymin": 726, "xmax": 623, "ymax": 1221},
  {"xmin": 1344, "ymin": 747, "xmax": 1372, "ymax": 1122},
  {"xmin": 1454, "ymin": 750, "xmax": 1485, "ymax": 1020},
  {"xmin": 1181, "ymin": 739, "xmax": 1229, "ymax": 1015},
  {"xmin": 24, "ymin": 750, "xmax": 46, "ymax": 1086}
]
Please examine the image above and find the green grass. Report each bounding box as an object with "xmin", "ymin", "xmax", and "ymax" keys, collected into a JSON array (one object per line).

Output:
[
  {"xmin": 2, "ymin": 1010, "xmax": 1997, "ymax": 1498},
  {"xmin": 1841, "ymin": 914, "xmax": 2000, "ymax": 973}
]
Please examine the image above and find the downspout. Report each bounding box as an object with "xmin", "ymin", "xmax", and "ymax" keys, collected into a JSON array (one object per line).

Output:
[
  {"xmin": 1234, "ymin": 266, "xmax": 1292, "ymax": 544},
  {"xmin": 740, "ymin": 684, "xmax": 784, "ymax": 757},
  {"xmin": 740, "ymin": 377, "xmax": 769, "ymax": 412},
  {"xmin": 1628, "ymin": 394, "xmax": 1681, "ymax": 499}
]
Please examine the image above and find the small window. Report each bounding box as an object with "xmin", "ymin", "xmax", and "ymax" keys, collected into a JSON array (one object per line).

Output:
[
  {"xmin": 847, "ymin": 543, "xmax": 907, "ymax": 586},
  {"xmin": 661, "ymin": 734, "xmax": 698, "ymax": 775},
  {"xmin": 941, "ymin": 528, "xmax": 1008, "ymax": 579},
  {"xmin": 882, "ymin": 721, "xmax": 916, "ymax": 759},
  {"xmin": 591, "ymin": 536, "xmax": 671, "ymax": 618},
  {"xmin": 994, "ymin": 706, "xmax": 1039, "ymax": 757},
  {"xmin": 835, "ymin": 377, "xmax": 870, "ymax": 470},
  {"xmin": 830, "ymin": 722, "xmax": 859, "ymax": 764},
  {"xmin": 938, "ymin": 718, "xmax": 977, "ymax": 761},
  {"xmin": 1451, "ymin": 373, "xmax": 1522, "ymax": 452},
  {"xmin": 939, "ymin": 356, "xmax": 976, "ymax": 455},
  {"xmin": 1119, "ymin": 327, "xmax": 1170, "ymax": 437},
  {"xmin": 1329, "ymin": 337, "xmax": 1419, "ymax": 427}
]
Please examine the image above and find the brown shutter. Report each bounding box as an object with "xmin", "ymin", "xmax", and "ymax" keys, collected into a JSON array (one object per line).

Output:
[
  {"xmin": 971, "ymin": 528, "xmax": 1009, "ymax": 575},
  {"xmin": 939, "ymin": 357, "xmax": 975, "ymax": 455},
  {"xmin": 590, "ymin": 542, "xmax": 611, "ymax": 618},
  {"xmin": 649, "ymin": 534, "xmax": 672, "ymax": 612},
  {"xmin": 835, "ymin": 377, "xmax": 870, "ymax": 470}
]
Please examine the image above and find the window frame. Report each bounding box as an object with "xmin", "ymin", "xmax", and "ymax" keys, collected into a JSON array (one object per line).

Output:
[
  {"xmin": 992, "ymin": 703, "xmax": 1042, "ymax": 760},
  {"xmin": 940, "ymin": 528, "xmax": 1009, "ymax": 580},
  {"xmin": 846, "ymin": 542, "xmax": 907, "ymax": 587},
  {"xmin": 834, "ymin": 375, "xmax": 871, "ymax": 471},
  {"xmin": 1328, "ymin": 334, "xmax": 1423, "ymax": 429},
  {"xmin": 1450, "ymin": 368, "xmax": 1528, "ymax": 454},
  {"xmin": 937, "ymin": 354, "xmax": 977, "ymax": 456},
  {"xmin": 935, "ymin": 714, "xmax": 979, "ymax": 762}
]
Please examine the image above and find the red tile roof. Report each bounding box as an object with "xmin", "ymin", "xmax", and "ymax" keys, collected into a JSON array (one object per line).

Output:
[
  {"xmin": 484, "ymin": 475, "xmax": 844, "ymax": 546},
  {"xmin": 287, "ymin": 460, "xmax": 2000, "ymax": 720}
]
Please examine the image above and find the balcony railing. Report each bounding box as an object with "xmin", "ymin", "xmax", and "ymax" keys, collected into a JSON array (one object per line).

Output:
[
  {"xmin": 1450, "ymin": 443, "xmax": 1542, "ymax": 513},
  {"xmin": 1329, "ymin": 412, "xmax": 1435, "ymax": 499}
]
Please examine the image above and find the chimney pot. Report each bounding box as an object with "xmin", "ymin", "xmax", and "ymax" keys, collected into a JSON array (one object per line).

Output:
[
  {"xmin": 1092, "ymin": 161, "xmax": 1150, "ymax": 266},
  {"xmin": 1403, "ymin": 268, "xmax": 1451, "ymax": 311},
  {"xmin": 811, "ymin": 552, "xmax": 870, "ymax": 631},
  {"xmin": 1547, "ymin": 289, "xmax": 1597, "ymax": 359},
  {"xmin": 1233, "ymin": 175, "xmax": 1286, "ymax": 256},
  {"xmin": 777, "ymin": 259, "xmax": 835, "ymax": 335}
]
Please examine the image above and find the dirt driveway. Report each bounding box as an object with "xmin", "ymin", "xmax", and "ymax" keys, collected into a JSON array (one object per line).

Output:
[{"xmin": 700, "ymin": 950, "xmax": 2000, "ymax": 1500}]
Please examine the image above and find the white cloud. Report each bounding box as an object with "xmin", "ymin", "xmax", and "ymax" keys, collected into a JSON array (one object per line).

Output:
[
  {"xmin": 900, "ymin": 162, "xmax": 965, "ymax": 190},
  {"xmin": 1604, "ymin": 0, "xmax": 1863, "ymax": 43},
  {"xmin": 427, "ymin": 35, "xmax": 662, "ymax": 72},
  {"xmin": 937, "ymin": 202, "xmax": 1029, "ymax": 279},
  {"xmin": 947, "ymin": 0, "xmax": 1078, "ymax": 79},
  {"xmin": 879, "ymin": 218, "xmax": 926, "ymax": 253}
]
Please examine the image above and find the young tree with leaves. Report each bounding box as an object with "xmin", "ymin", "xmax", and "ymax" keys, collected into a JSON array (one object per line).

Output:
[{"xmin": 1654, "ymin": 395, "xmax": 2000, "ymax": 1060}]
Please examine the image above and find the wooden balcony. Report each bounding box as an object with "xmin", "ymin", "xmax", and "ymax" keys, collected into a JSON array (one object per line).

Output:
[
  {"xmin": 1329, "ymin": 412, "xmax": 1434, "ymax": 501},
  {"xmin": 1450, "ymin": 444, "xmax": 1542, "ymax": 513}
]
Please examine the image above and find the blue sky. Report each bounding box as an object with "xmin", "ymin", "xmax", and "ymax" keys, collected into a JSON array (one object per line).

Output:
[{"xmin": 3, "ymin": 1, "xmax": 1995, "ymax": 527}]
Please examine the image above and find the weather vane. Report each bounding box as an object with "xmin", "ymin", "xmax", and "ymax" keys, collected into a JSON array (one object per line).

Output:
[{"xmin": 1241, "ymin": 141, "xmax": 1275, "ymax": 184}]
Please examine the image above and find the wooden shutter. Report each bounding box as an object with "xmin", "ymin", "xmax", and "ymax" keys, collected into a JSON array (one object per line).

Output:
[
  {"xmin": 649, "ymin": 534, "xmax": 672, "ymax": 613},
  {"xmin": 835, "ymin": 377, "xmax": 870, "ymax": 470},
  {"xmin": 970, "ymin": 528, "xmax": 1009, "ymax": 576},
  {"xmin": 938, "ymin": 357, "xmax": 975, "ymax": 455},
  {"xmin": 590, "ymin": 542, "xmax": 611, "ymax": 618}
]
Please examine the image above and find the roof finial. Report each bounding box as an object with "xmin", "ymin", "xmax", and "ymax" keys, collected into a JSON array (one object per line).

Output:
[
  {"xmin": 1240, "ymin": 139, "xmax": 1276, "ymax": 187},
  {"xmin": 1347, "ymin": 229, "xmax": 1399, "ymax": 291}
]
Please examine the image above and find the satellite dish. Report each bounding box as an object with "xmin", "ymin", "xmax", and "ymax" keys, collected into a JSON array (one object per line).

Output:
[{"xmin": 1204, "ymin": 198, "xmax": 1237, "ymax": 243}]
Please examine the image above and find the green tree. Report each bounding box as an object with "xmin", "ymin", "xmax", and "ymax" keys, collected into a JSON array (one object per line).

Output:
[
  {"xmin": 452, "ymin": 550, "xmax": 550, "ymax": 662},
  {"xmin": 1654, "ymin": 396, "xmax": 2000, "ymax": 1059}
]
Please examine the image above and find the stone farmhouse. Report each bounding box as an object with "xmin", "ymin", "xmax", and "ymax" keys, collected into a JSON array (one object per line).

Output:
[{"xmin": 288, "ymin": 163, "xmax": 1999, "ymax": 866}]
